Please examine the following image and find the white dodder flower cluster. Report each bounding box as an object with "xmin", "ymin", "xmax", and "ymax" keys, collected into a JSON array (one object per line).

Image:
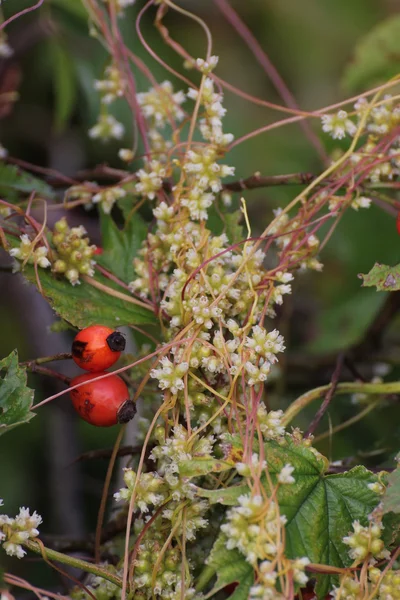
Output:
[
  {"xmin": 0, "ymin": 502, "xmax": 42, "ymax": 558},
  {"xmin": 221, "ymin": 494, "xmax": 287, "ymax": 565},
  {"xmin": 9, "ymin": 235, "xmax": 51, "ymax": 269},
  {"xmin": 321, "ymin": 95, "xmax": 400, "ymax": 189}
]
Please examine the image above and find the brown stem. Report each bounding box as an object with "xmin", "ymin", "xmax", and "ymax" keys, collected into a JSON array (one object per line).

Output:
[
  {"xmin": 21, "ymin": 353, "xmax": 72, "ymax": 367},
  {"xmin": 305, "ymin": 353, "xmax": 344, "ymax": 437},
  {"xmin": 352, "ymin": 291, "xmax": 400, "ymax": 355},
  {"xmin": 213, "ymin": 0, "xmax": 327, "ymax": 163},
  {"xmin": 94, "ymin": 425, "xmax": 126, "ymax": 564},
  {"xmin": 70, "ymin": 444, "xmax": 145, "ymax": 464},
  {"xmin": 222, "ymin": 171, "xmax": 316, "ymax": 192},
  {"xmin": 26, "ymin": 364, "xmax": 71, "ymax": 385}
]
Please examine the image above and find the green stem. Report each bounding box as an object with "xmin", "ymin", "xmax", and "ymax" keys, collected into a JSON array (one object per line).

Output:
[
  {"xmin": 313, "ymin": 400, "xmax": 379, "ymax": 442},
  {"xmin": 195, "ymin": 565, "xmax": 216, "ymax": 592},
  {"xmin": 283, "ymin": 380, "xmax": 400, "ymax": 426},
  {"xmin": 24, "ymin": 540, "xmax": 123, "ymax": 588}
]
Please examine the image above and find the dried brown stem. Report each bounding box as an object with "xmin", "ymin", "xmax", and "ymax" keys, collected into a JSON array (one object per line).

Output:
[
  {"xmin": 305, "ymin": 353, "xmax": 344, "ymax": 437},
  {"xmin": 26, "ymin": 364, "xmax": 71, "ymax": 386},
  {"xmin": 222, "ymin": 171, "xmax": 316, "ymax": 192}
]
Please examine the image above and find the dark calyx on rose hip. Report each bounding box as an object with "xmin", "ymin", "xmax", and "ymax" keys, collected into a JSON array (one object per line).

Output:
[
  {"xmin": 106, "ymin": 331, "xmax": 126, "ymax": 352},
  {"xmin": 117, "ymin": 400, "xmax": 137, "ymax": 424}
]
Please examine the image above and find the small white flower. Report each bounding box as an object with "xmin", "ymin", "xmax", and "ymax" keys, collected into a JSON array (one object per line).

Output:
[
  {"xmin": 0, "ymin": 41, "xmax": 13, "ymax": 58},
  {"xmin": 135, "ymin": 160, "xmax": 165, "ymax": 200},
  {"xmin": 278, "ymin": 463, "xmax": 295, "ymax": 484},
  {"xmin": 118, "ymin": 148, "xmax": 134, "ymax": 161},
  {"xmin": 321, "ymin": 110, "xmax": 357, "ymax": 139},
  {"xmin": 3, "ymin": 542, "xmax": 26, "ymax": 558},
  {"xmin": 351, "ymin": 195, "xmax": 371, "ymax": 211},
  {"xmin": 150, "ymin": 357, "xmax": 189, "ymax": 395},
  {"xmin": 138, "ymin": 81, "xmax": 186, "ymax": 128},
  {"xmin": 92, "ymin": 186, "xmax": 126, "ymax": 214},
  {"xmin": 89, "ymin": 114, "xmax": 125, "ymax": 141},
  {"xmin": 196, "ymin": 55, "xmax": 219, "ymax": 74}
]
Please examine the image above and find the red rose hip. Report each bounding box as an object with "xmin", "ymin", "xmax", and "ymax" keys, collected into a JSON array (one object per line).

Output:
[
  {"xmin": 72, "ymin": 325, "xmax": 126, "ymax": 372},
  {"xmin": 70, "ymin": 372, "xmax": 136, "ymax": 427}
]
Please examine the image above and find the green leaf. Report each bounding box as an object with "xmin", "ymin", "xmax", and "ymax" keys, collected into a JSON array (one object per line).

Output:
[
  {"xmin": 50, "ymin": 41, "xmax": 77, "ymax": 131},
  {"xmin": 50, "ymin": 0, "xmax": 88, "ymax": 20},
  {"xmin": 0, "ymin": 163, "xmax": 56, "ymax": 199},
  {"xmin": 307, "ymin": 290, "xmax": 384, "ymax": 354},
  {"xmin": 201, "ymin": 438, "xmax": 380, "ymax": 598},
  {"xmin": 195, "ymin": 483, "xmax": 248, "ymax": 506},
  {"xmin": 22, "ymin": 267, "xmax": 156, "ymax": 328},
  {"xmin": 342, "ymin": 15, "xmax": 400, "ymax": 92},
  {"xmin": 98, "ymin": 212, "xmax": 147, "ymax": 284},
  {"xmin": 0, "ymin": 350, "xmax": 35, "ymax": 436},
  {"xmin": 382, "ymin": 467, "xmax": 400, "ymax": 514},
  {"xmin": 207, "ymin": 207, "xmax": 244, "ymax": 245},
  {"xmin": 224, "ymin": 210, "xmax": 245, "ymax": 245},
  {"xmin": 382, "ymin": 511, "xmax": 400, "ymax": 549},
  {"xmin": 265, "ymin": 439, "xmax": 380, "ymax": 598},
  {"xmin": 204, "ymin": 534, "xmax": 254, "ymax": 600},
  {"xmin": 179, "ymin": 457, "xmax": 232, "ymax": 478},
  {"xmin": 359, "ymin": 262, "xmax": 400, "ymax": 291}
]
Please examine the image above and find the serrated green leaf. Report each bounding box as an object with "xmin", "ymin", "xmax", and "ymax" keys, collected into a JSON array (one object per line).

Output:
[
  {"xmin": 179, "ymin": 457, "xmax": 232, "ymax": 478},
  {"xmin": 0, "ymin": 163, "xmax": 55, "ymax": 199},
  {"xmin": 201, "ymin": 438, "xmax": 380, "ymax": 598},
  {"xmin": 382, "ymin": 467, "xmax": 400, "ymax": 514},
  {"xmin": 268, "ymin": 440, "xmax": 379, "ymax": 598},
  {"xmin": 342, "ymin": 15, "xmax": 400, "ymax": 92},
  {"xmin": 50, "ymin": 41, "xmax": 77, "ymax": 131},
  {"xmin": 359, "ymin": 262, "xmax": 400, "ymax": 291},
  {"xmin": 204, "ymin": 534, "xmax": 254, "ymax": 600},
  {"xmin": 382, "ymin": 510, "xmax": 400, "ymax": 549},
  {"xmin": 98, "ymin": 212, "xmax": 147, "ymax": 284},
  {"xmin": 0, "ymin": 350, "xmax": 35, "ymax": 436},
  {"xmin": 22, "ymin": 267, "xmax": 156, "ymax": 328}
]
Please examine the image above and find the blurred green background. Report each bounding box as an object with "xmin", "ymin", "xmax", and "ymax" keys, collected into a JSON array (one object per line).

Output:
[{"xmin": 1, "ymin": 0, "xmax": 400, "ymax": 591}]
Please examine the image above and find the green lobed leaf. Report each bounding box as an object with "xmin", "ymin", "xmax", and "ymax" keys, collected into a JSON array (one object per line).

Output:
[
  {"xmin": 359, "ymin": 262, "xmax": 400, "ymax": 291},
  {"xmin": 382, "ymin": 467, "xmax": 400, "ymax": 514},
  {"xmin": 98, "ymin": 211, "xmax": 147, "ymax": 284},
  {"xmin": 265, "ymin": 439, "xmax": 380, "ymax": 598},
  {"xmin": 201, "ymin": 438, "xmax": 380, "ymax": 599},
  {"xmin": 0, "ymin": 163, "xmax": 56, "ymax": 200},
  {"xmin": 342, "ymin": 15, "xmax": 400, "ymax": 92},
  {"xmin": 22, "ymin": 267, "xmax": 156, "ymax": 328},
  {"xmin": 0, "ymin": 350, "xmax": 35, "ymax": 436},
  {"xmin": 204, "ymin": 534, "xmax": 254, "ymax": 600},
  {"xmin": 50, "ymin": 40, "xmax": 77, "ymax": 131}
]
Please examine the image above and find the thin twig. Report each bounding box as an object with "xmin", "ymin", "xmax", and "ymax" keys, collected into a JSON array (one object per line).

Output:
[
  {"xmin": 222, "ymin": 171, "xmax": 316, "ymax": 192},
  {"xmin": 70, "ymin": 445, "xmax": 145, "ymax": 465},
  {"xmin": 21, "ymin": 353, "xmax": 72, "ymax": 367},
  {"xmin": 305, "ymin": 353, "xmax": 344, "ymax": 437},
  {"xmin": 26, "ymin": 364, "xmax": 71, "ymax": 386},
  {"xmin": 352, "ymin": 291, "xmax": 400, "ymax": 355},
  {"xmin": 214, "ymin": 0, "xmax": 327, "ymax": 162}
]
